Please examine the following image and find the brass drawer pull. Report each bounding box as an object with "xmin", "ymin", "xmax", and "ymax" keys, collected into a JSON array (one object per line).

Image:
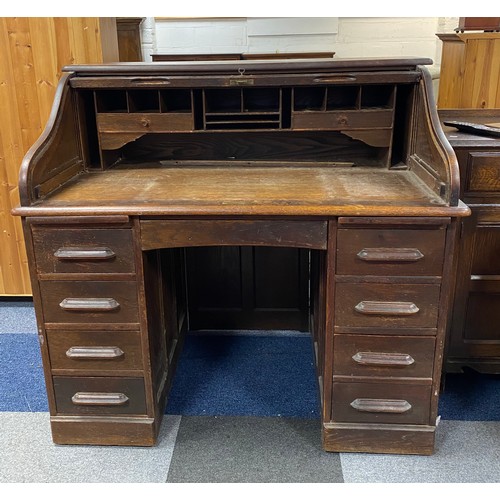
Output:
[
  {"xmin": 71, "ymin": 392, "xmax": 129, "ymax": 406},
  {"xmin": 352, "ymin": 351, "xmax": 415, "ymax": 367},
  {"xmin": 354, "ymin": 301, "xmax": 419, "ymax": 316},
  {"xmin": 66, "ymin": 346, "xmax": 124, "ymax": 360},
  {"xmin": 54, "ymin": 247, "xmax": 116, "ymax": 260},
  {"xmin": 356, "ymin": 248, "xmax": 424, "ymax": 262},
  {"xmin": 350, "ymin": 398, "xmax": 412, "ymax": 414},
  {"xmin": 59, "ymin": 298, "xmax": 120, "ymax": 311}
]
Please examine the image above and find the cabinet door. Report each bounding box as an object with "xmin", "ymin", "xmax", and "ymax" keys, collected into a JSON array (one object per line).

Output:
[
  {"xmin": 448, "ymin": 209, "xmax": 500, "ymax": 372},
  {"xmin": 186, "ymin": 246, "xmax": 309, "ymax": 331}
]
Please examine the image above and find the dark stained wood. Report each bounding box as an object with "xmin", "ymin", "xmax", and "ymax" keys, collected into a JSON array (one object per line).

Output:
[
  {"xmin": 323, "ymin": 422, "xmax": 435, "ymax": 455},
  {"xmin": 32, "ymin": 227, "xmax": 135, "ymax": 275},
  {"xmin": 457, "ymin": 18, "xmax": 500, "ymax": 31},
  {"xmin": 141, "ymin": 220, "xmax": 327, "ymax": 250},
  {"xmin": 39, "ymin": 280, "xmax": 139, "ymax": 324},
  {"xmin": 63, "ymin": 58, "xmax": 433, "ymax": 76},
  {"xmin": 332, "ymin": 381, "xmax": 432, "ymax": 425},
  {"xmin": 14, "ymin": 167, "xmax": 467, "ymax": 218},
  {"xmin": 70, "ymin": 72, "xmax": 423, "ymax": 90},
  {"xmin": 335, "ymin": 283, "xmax": 441, "ymax": 329},
  {"xmin": 440, "ymin": 109, "xmax": 500, "ymax": 373},
  {"xmin": 116, "ymin": 18, "xmax": 144, "ymax": 62},
  {"xmin": 467, "ymin": 153, "xmax": 500, "ymax": 193},
  {"xmin": 13, "ymin": 59, "xmax": 469, "ymax": 453},
  {"xmin": 333, "ymin": 334, "xmax": 435, "ymax": 380},
  {"xmin": 152, "ymin": 52, "xmax": 335, "ymax": 62},
  {"xmin": 19, "ymin": 74, "xmax": 83, "ymax": 206},
  {"xmin": 47, "ymin": 329, "xmax": 143, "ymax": 373},
  {"xmin": 97, "ymin": 112, "xmax": 194, "ymax": 134},
  {"xmin": 53, "ymin": 376, "xmax": 147, "ymax": 415},
  {"xmin": 50, "ymin": 415, "xmax": 156, "ymax": 446},
  {"xmin": 336, "ymin": 227, "xmax": 446, "ymax": 276},
  {"xmin": 186, "ymin": 246, "xmax": 310, "ymax": 331},
  {"xmin": 292, "ymin": 109, "xmax": 394, "ymax": 130}
]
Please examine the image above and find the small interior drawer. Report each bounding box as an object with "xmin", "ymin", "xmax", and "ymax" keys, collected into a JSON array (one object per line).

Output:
[
  {"xmin": 333, "ymin": 334, "xmax": 435, "ymax": 379},
  {"xmin": 97, "ymin": 112, "xmax": 194, "ymax": 134},
  {"xmin": 39, "ymin": 281, "xmax": 139, "ymax": 325},
  {"xmin": 32, "ymin": 227, "xmax": 135, "ymax": 275},
  {"xmin": 53, "ymin": 376, "xmax": 147, "ymax": 416},
  {"xmin": 292, "ymin": 109, "xmax": 394, "ymax": 130},
  {"xmin": 336, "ymin": 227, "xmax": 446, "ymax": 276},
  {"xmin": 334, "ymin": 283, "xmax": 441, "ymax": 330},
  {"xmin": 332, "ymin": 381, "xmax": 432, "ymax": 425},
  {"xmin": 47, "ymin": 330, "xmax": 143, "ymax": 372}
]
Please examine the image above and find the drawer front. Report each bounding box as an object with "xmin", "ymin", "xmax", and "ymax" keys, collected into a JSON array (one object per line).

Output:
[
  {"xmin": 47, "ymin": 330, "xmax": 143, "ymax": 371},
  {"xmin": 53, "ymin": 376, "xmax": 147, "ymax": 416},
  {"xmin": 335, "ymin": 283, "xmax": 441, "ymax": 329},
  {"xmin": 332, "ymin": 382, "xmax": 431, "ymax": 425},
  {"xmin": 466, "ymin": 152, "xmax": 500, "ymax": 194},
  {"xmin": 97, "ymin": 113, "xmax": 194, "ymax": 133},
  {"xmin": 40, "ymin": 281, "xmax": 139, "ymax": 324},
  {"xmin": 32, "ymin": 228, "xmax": 135, "ymax": 275},
  {"xmin": 333, "ymin": 334, "xmax": 435, "ymax": 379},
  {"xmin": 292, "ymin": 109, "xmax": 394, "ymax": 130},
  {"xmin": 336, "ymin": 227, "xmax": 446, "ymax": 276}
]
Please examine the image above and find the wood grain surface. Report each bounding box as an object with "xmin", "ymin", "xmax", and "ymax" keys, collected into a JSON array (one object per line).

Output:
[{"xmin": 0, "ymin": 17, "xmax": 118, "ymax": 295}]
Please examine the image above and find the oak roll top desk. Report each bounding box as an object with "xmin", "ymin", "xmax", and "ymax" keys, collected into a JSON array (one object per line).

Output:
[{"xmin": 13, "ymin": 58, "xmax": 470, "ymax": 455}]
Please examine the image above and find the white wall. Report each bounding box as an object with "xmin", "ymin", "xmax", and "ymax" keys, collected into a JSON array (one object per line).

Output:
[{"xmin": 142, "ymin": 17, "xmax": 460, "ymax": 67}]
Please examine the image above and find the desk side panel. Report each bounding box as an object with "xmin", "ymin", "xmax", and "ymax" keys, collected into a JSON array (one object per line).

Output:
[{"xmin": 19, "ymin": 73, "xmax": 84, "ymax": 206}]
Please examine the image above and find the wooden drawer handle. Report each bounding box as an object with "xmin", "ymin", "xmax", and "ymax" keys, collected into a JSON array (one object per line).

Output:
[
  {"xmin": 66, "ymin": 346, "xmax": 124, "ymax": 360},
  {"xmin": 350, "ymin": 398, "xmax": 412, "ymax": 414},
  {"xmin": 356, "ymin": 248, "xmax": 424, "ymax": 262},
  {"xmin": 313, "ymin": 76, "xmax": 357, "ymax": 83},
  {"xmin": 71, "ymin": 392, "xmax": 129, "ymax": 406},
  {"xmin": 129, "ymin": 77, "xmax": 171, "ymax": 86},
  {"xmin": 354, "ymin": 301, "xmax": 419, "ymax": 316},
  {"xmin": 352, "ymin": 351, "xmax": 415, "ymax": 367},
  {"xmin": 54, "ymin": 247, "xmax": 116, "ymax": 261},
  {"xmin": 59, "ymin": 298, "xmax": 120, "ymax": 311}
]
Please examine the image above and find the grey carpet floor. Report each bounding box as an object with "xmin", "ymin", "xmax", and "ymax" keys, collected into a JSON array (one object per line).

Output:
[
  {"xmin": 0, "ymin": 412, "xmax": 499, "ymax": 483},
  {"xmin": 166, "ymin": 416, "xmax": 343, "ymax": 483}
]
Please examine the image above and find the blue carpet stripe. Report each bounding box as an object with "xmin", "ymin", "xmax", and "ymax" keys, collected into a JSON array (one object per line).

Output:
[
  {"xmin": 0, "ymin": 334, "xmax": 48, "ymax": 412},
  {"xmin": 165, "ymin": 335, "xmax": 320, "ymax": 418},
  {"xmin": 0, "ymin": 332, "xmax": 499, "ymax": 420}
]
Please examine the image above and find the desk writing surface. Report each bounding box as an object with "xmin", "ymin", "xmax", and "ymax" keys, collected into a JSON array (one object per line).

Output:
[{"xmin": 28, "ymin": 166, "xmax": 461, "ymax": 217}]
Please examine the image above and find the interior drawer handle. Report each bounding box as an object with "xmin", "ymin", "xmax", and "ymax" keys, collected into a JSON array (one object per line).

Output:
[
  {"xmin": 354, "ymin": 301, "xmax": 419, "ymax": 316},
  {"xmin": 356, "ymin": 248, "xmax": 424, "ymax": 262},
  {"xmin": 54, "ymin": 247, "xmax": 116, "ymax": 260},
  {"xmin": 59, "ymin": 298, "xmax": 120, "ymax": 311},
  {"xmin": 350, "ymin": 398, "xmax": 412, "ymax": 414},
  {"xmin": 66, "ymin": 346, "xmax": 124, "ymax": 360},
  {"xmin": 71, "ymin": 392, "xmax": 129, "ymax": 406},
  {"xmin": 352, "ymin": 351, "xmax": 415, "ymax": 367}
]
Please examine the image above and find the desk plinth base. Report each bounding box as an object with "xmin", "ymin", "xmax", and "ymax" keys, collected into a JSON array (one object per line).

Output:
[
  {"xmin": 322, "ymin": 422, "xmax": 436, "ymax": 455},
  {"xmin": 50, "ymin": 416, "xmax": 157, "ymax": 447}
]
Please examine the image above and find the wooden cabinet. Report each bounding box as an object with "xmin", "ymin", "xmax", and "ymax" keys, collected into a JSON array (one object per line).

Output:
[
  {"xmin": 440, "ymin": 109, "xmax": 500, "ymax": 373},
  {"xmin": 437, "ymin": 32, "xmax": 500, "ymax": 109},
  {"xmin": 116, "ymin": 18, "xmax": 144, "ymax": 62},
  {"xmin": 13, "ymin": 58, "xmax": 469, "ymax": 454}
]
